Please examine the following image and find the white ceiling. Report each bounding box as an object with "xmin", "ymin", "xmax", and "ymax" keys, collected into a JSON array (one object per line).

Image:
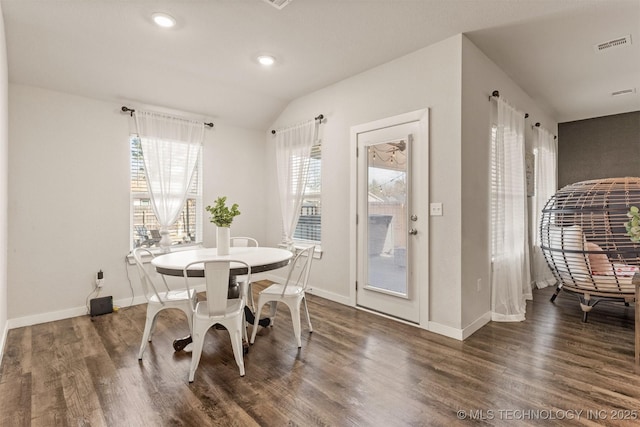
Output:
[{"xmin": 2, "ymin": 0, "xmax": 638, "ymax": 130}]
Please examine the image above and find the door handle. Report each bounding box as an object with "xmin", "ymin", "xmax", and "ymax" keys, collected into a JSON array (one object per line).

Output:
[{"xmin": 409, "ymin": 228, "xmax": 418, "ymax": 235}]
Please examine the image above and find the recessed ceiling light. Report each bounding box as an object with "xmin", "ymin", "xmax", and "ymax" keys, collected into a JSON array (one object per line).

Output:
[
  {"xmin": 257, "ymin": 55, "xmax": 276, "ymax": 66},
  {"xmin": 152, "ymin": 13, "xmax": 176, "ymax": 28}
]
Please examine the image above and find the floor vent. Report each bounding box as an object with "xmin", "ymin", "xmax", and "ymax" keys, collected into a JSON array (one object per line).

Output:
[
  {"xmin": 263, "ymin": 0, "xmax": 293, "ymax": 10},
  {"xmin": 594, "ymin": 35, "xmax": 632, "ymax": 53}
]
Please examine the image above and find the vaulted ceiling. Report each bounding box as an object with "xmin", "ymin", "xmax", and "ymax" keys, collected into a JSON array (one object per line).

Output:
[{"xmin": 2, "ymin": 0, "xmax": 638, "ymax": 130}]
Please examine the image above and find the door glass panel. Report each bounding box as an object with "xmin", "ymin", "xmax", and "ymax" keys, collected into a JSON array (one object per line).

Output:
[{"xmin": 366, "ymin": 138, "xmax": 409, "ymax": 296}]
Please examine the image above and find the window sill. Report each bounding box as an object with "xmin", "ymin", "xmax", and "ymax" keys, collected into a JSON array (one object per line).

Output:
[
  {"xmin": 278, "ymin": 242, "xmax": 323, "ymax": 259},
  {"xmin": 126, "ymin": 242, "xmax": 204, "ymax": 264}
]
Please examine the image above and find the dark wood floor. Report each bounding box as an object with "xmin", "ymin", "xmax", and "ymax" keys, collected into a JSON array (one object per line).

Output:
[{"xmin": 1, "ymin": 281, "xmax": 640, "ymax": 426}]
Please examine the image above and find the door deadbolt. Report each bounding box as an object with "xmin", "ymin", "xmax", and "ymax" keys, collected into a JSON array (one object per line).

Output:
[{"xmin": 409, "ymin": 228, "xmax": 418, "ymax": 235}]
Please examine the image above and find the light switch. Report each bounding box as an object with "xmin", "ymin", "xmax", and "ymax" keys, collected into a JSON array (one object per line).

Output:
[{"xmin": 430, "ymin": 202, "xmax": 443, "ymax": 216}]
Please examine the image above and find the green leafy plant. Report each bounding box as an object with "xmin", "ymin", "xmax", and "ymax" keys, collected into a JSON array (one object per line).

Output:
[
  {"xmin": 624, "ymin": 206, "xmax": 640, "ymax": 243},
  {"xmin": 205, "ymin": 196, "xmax": 241, "ymax": 228}
]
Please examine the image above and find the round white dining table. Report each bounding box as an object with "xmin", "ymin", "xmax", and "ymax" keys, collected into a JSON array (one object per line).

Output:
[
  {"xmin": 151, "ymin": 246, "xmax": 293, "ymax": 352},
  {"xmin": 151, "ymin": 246, "xmax": 293, "ymax": 277}
]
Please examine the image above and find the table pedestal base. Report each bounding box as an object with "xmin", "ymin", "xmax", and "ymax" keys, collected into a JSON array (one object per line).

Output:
[{"xmin": 173, "ymin": 335, "xmax": 192, "ymax": 352}]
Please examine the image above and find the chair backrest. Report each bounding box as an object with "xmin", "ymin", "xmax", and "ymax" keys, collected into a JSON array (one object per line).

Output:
[
  {"xmin": 230, "ymin": 237, "xmax": 259, "ymax": 248},
  {"xmin": 132, "ymin": 247, "xmax": 163, "ymax": 303},
  {"xmin": 184, "ymin": 259, "xmax": 251, "ymax": 316},
  {"xmin": 282, "ymin": 245, "xmax": 315, "ymax": 293}
]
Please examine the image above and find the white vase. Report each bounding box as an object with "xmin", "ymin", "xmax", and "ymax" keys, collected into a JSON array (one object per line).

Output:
[{"xmin": 216, "ymin": 226, "xmax": 230, "ymax": 255}]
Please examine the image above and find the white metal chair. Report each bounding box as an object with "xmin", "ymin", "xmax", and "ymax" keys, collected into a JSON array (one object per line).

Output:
[
  {"xmin": 250, "ymin": 245, "xmax": 315, "ymax": 348},
  {"xmin": 185, "ymin": 259, "xmax": 251, "ymax": 382},
  {"xmin": 230, "ymin": 237, "xmax": 259, "ymax": 310},
  {"xmin": 132, "ymin": 247, "xmax": 197, "ymax": 360}
]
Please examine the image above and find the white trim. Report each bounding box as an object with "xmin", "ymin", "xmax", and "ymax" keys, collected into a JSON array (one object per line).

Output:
[
  {"xmin": 277, "ymin": 243, "xmax": 323, "ymax": 259},
  {"xmin": 8, "ymin": 305, "xmax": 93, "ymax": 329},
  {"xmin": 427, "ymin": 311, "xmax": 492, "ymax": 341},
  {"xmin": 7, "ymin": 283, "xmax": 207, "ymax": 330},
  {"xmin": 427, "ymin": 321, "xmax": 464, "ymax": 341},
  {"xmin": 125, "ymin": 243, "xmax": 204, "ymax": 264},
  {"xmin": 0, "ymin": 322, "xmax": 8, "ymax": 367},
  {"xmin": 349, "ymin": 108, "xmax": 430, "ymax": 324},
  {"xmin": 305, "ymin": 287, "xmax": 351, "ymax": 306},
  {"xmin": 461, "ymin": 311, "xmax": 491, "ymax": 339},
  {"xmin": 260, "ymin": 272, "xmax": 350, "ymax": 305},
  {"xmin": 356, "ymin": 305, "xmax": 422, "ymax": 327}
]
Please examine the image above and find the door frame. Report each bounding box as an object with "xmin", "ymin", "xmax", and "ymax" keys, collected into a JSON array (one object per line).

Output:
[{"xmin": 349, "ymin": 109, "xmax": 430, "ymax": 328}]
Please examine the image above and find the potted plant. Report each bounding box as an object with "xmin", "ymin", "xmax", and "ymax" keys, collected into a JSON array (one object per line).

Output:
[{"xmin": 206, "ymin": 196, "xmax": 241, "ymax": 255}]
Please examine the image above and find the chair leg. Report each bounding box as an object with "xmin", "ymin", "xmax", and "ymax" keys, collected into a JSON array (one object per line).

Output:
[
  {"xmin": 227, "ymin": 318, "xmax": 245, "ymax": 377},
  {"xmin": 188, "ymin": 322, "xmax": 207, "ymax": 383},
  {"xmin": 149, "ymin": 314, "xmax": 159, "ymax": 338},
  {"xmin": 138, "ymin": 307, "xmax": 159, "ymax": 360},
  {"xmin": 302, "ymin": 296, "xmax": 313, "ymax": 333},
  {"xmin": 247, "ymin": 282, "xmax": 255, "ymax": 311},
  {"xmin": 242, "ymin": 309, "xmax": 248, "ymax": 343},
  {"xmin": 288, "ymin": 299, "xmax": 303, "ymax": 348},
  {"xmin": 250, "ymin": 300, "xmax": 265, "ymax": 344},
  {"xmin": 268, "ymin": 301, "xmax": 278, "ymax": 324}
]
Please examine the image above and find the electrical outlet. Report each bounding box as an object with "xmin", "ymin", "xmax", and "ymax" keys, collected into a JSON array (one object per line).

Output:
[{"xmin": 96, "ymin": 270, "xmax": 104, "ymax": 287}]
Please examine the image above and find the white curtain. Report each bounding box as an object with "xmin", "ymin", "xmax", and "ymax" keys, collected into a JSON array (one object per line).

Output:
[
  {"xmin": 134, "ymin": 110, "xmax": 204, "ymax": 249},
  {"xmin": 490, "ymin": 98, "xmax": 531, "ymax": 322},
  {"xmin": 274, "ymin": 119, "xmax": 317, "ymax": 249},
  {"xmin": 531, "ymin": 126, "xmax": 558, "ymax": 289}
]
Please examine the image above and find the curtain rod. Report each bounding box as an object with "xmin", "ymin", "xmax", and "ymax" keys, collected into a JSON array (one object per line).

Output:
[
  {"xmin": 490, "ymin": 90, "xmax": 557, "ymax": 139},
  {"xmin": 121, "ymin": 106, "xmax": 214, "ymax": 128},
  {"xmin": 271, "ymin": 114, "xmax": 324, "ymax": 135},
  {"xmin": 533, "ymin": 122, "xmax": 558, "ymax": 140},
  {"xmin": 489, "ymin": 90, "xmax": 529, "ymax": 118}
]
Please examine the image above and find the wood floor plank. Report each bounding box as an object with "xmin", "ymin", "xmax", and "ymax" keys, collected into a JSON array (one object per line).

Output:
[
  {"xmin": 2, "ymin": 281, "xmax": 640, "ymax": 426},
  {"xmin": 0, "ymin": 373, "xmax": 31, "ymax": 427}
]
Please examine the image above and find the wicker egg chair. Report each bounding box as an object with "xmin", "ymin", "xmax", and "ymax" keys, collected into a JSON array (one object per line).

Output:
[{"xmin": 540, "ymin": 177, "xmax": 640, "ymax": 322}]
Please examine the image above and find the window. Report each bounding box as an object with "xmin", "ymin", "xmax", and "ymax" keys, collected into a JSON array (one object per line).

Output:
[
  {"xmin": 130, "ymin": 136, "xmax": 202, "ymax": 248},
  {"xmin": 292, "ymin": 144, "xmax": 321, "ymax": 244}
]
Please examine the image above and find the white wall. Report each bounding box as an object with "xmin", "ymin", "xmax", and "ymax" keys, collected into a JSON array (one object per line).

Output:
[
  {"xmin": 265, "ymin": 34, "xmax": 557, "ymax": 338},
  {"xmin": 7, "ymin": 84, "xmax": 266, "ymax": 325},
  {"xmin": 460, "ymin": 36, "xmax": 557, "ymax": 329},
  {"xmin": 0, "ymin": 2, "xmax": 9, "ymax": 360},
  {"xmin": 264, "ymin": 35, "xmax": 465, "ymax": 330}
]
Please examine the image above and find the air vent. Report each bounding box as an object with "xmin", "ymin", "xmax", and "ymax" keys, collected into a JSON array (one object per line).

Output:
[
  {"xmin": 263, "ymin": 0, "xmax": 293, "ymax": 10},
  {"xmin": 612, "ymin": 88, "xmax": 637, "ymax": 97},
  {"xmin": 594, "ymin": 35, "xmax": 632, "ymax": 53}
]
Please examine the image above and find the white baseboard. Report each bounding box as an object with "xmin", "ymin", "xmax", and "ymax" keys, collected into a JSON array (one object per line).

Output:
[
  {"xmin": 305, "ymin": 287, "xmax": 351, "ymax": 306},
  {"xmin": 260, "ymin": 273, "xmax": 351, "ymax": 306},
  {"xmin": 428, "ymin": 311, "xmax": 491, "ymax": 341},
  {"xmin": 461, "ymin": 311, "xmax": 491, "ymax": 340},
  {"xmin": 8, "ymin": 305, "xmax": 89, "ymax": 329},
  {"xmin": 427, "ymin": 321, "xmax": 464, "ymax": 341},
  {"xmin": 0, "ymin": 321, "xmax": 8, "ymax": 367},
  {"xmin": 6, "ymin": 284, "xmax": 208, "ymax": 330}
]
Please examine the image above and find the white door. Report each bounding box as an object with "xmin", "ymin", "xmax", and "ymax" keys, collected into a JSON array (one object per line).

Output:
[{"xmin": 354, "ymin": 111, "xmax": 428, "ymax": 323}]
